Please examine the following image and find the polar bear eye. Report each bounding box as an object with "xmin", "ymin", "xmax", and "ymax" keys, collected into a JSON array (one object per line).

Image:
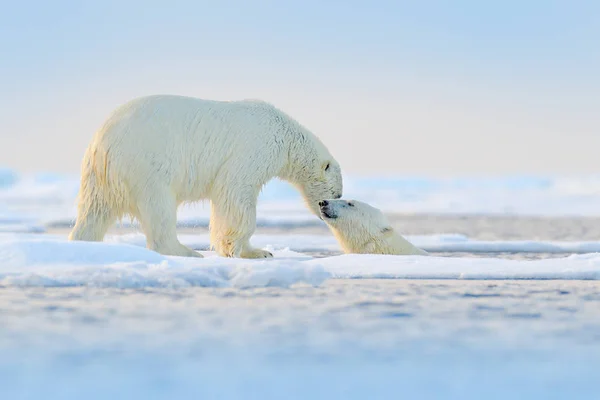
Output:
[
  {"xmin": 348, "ymin": 202, "xmax": 354, "ymax": 207},
  {"xmin": 324, "ymin": 162, "xmax": 330, "ymax": 171}
]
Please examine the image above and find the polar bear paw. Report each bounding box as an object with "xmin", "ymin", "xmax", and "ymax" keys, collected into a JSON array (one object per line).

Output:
[{"xmin": 241, "ymin": 248, "xmax": 274, "ymax": 259}]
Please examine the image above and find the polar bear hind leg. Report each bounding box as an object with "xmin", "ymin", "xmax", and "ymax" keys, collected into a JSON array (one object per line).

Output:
[
  {"xmin": 69, "ymin": 198, "xmax": 117, "ymax": 242},
  {"xmin": 69, "ymin": 171, "xmax": 118, "ymax": 242}
]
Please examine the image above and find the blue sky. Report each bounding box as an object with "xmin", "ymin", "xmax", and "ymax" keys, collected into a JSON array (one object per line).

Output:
[{"xmin": 0, "ymin": 0, "xmax": 598, "ymax": 176}]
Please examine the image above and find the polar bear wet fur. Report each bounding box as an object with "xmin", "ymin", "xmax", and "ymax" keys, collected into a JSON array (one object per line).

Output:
[
  {"xmin": 319, "ymin": 199, "xmax": 428, "ymax": 256},
  {"xmin": 69, "ymin": 94, "xmax": 343, "ymax": 258}
]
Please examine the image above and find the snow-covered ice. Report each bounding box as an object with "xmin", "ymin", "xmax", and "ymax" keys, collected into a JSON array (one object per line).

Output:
[
  {"xmin": 2, "ymin": 169, "xmax": 600, "ymax": 399},
  {"xmin": 110, "ymin": 231, "xmax": 600, "ymax": 254},
  {"xmin": 313, "ymin": 253, "xmax": 600, "ymax": 280},
  {"xmin": 1, "ymin": 233, "xmax": 600, "ymax": 290},
  {"xmin": 0, "ymin": 234, "xmax": 327, "ymax": 289},
  {"xmin": 1, "ymin": 280, "xmax": 599, "ymax": 400}
]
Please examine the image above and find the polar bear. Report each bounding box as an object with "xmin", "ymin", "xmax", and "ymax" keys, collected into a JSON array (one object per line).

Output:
[
  {"xmin": 69, "ymin": 94, "xmax": 343, "ymax": 259},
  {"xmin": 319, "ymin": 199, "xmax": 428, "ymax": 256}
]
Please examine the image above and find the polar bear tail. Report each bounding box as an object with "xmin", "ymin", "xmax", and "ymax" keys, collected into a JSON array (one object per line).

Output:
[{"xmin": 68, "ymin": 145, "xmax": 120, "ymax": 242}]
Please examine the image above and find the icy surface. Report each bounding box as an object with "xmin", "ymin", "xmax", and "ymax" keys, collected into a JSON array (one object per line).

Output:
[
  {"xmin": 3, "ymin": 168, "xmax": 600, "ymax": 398},
  {"xmin": 313, "ymin": 253, "xmax": 600, "ymax": 280},
  {"xmin": 110, "ymin": 231, "xmax": 600, "ymax": 254},
  {"xmin": 0, "ymin": 234, "xmax": 327, "ymax": 289},
  {"xmin": 2, "ymin": 233, "xmax": 600, "ymax": 290},
  {"xmin": 1, "ymin": 281, "xmax": 600, "ymax": 399}
]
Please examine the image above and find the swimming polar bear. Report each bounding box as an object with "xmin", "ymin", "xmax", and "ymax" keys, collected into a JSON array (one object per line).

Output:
[
  {"xmin": 69, "ymin": 94, "xmax": 343, "ymax": 259},
  {"xmin": 319, "ymin": 199, "xmax": 428, "ymax": 256}
]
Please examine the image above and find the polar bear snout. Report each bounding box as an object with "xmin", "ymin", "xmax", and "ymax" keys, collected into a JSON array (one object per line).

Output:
[{"xmin": 319, "ymin": 200, "xmax": 338, "ymax": 219}]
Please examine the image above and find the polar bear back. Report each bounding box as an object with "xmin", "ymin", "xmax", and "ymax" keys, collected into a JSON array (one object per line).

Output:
[{"xmin": 89, "ymin": 95, "xmax": 302, "ymax": 200}]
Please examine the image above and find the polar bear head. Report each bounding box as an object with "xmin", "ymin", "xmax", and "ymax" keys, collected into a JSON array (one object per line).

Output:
[
  {"xmin": 280, "ymin": 121, "xmax": 343, "ymax": 216},
  {"xmin": 288, "ymin": 149, "xmax": 343, "ymax": 216},
  {"xmin": 299, "ymin": 158, "xmax": 343, "ymax": 215},
  {"xmin": 318, "ymin": 199, "xmax": 428, "ymax": 256}
]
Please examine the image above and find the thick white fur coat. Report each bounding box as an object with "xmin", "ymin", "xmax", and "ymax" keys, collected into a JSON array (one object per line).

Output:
[
  {"xmin": 69, "ymin": 94, "xmax": 343, "ymax": 258},
  {"xmin": 320, "ymin": 199, "xmax": 428, "ymax": 256}
]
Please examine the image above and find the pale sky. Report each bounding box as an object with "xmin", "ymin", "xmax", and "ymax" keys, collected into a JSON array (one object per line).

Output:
[{"xmin": 1, "ymin": 0, "xmax": 598, "ymax": 177}]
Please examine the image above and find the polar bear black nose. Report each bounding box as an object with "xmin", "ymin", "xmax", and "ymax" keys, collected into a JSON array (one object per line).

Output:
[{"xmin": 319, "ymin": 200, "xmax": 328, "ymax": 208}]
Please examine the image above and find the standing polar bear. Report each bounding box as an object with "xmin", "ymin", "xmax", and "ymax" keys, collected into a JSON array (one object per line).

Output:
[
  {"xmin": 69, "ymin": 94, "xmax": 343, "ymax": 258},
  {"xmin": 319, "ymin": 199, "xmax": 428, "ymax": 256}
]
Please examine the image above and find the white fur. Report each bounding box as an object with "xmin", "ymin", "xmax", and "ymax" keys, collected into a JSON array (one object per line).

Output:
[
  {"xmin": 69, "ymin": 94, "xmax": 343, "ymax": 258},
  {"xmin": 319, "ymin": 199, "xmax": 428, "ymax": 256}
]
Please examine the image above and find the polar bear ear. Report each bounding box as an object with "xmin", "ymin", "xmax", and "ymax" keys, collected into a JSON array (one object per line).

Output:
[{"xmin": 381, "ymin": 227, "xmax": 394, "ymax": 236}]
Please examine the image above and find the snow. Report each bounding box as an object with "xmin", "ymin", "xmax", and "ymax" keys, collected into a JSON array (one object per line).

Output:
[
  {"xmin": 1, "ymin": 233, "xmax": 600, "ymax": 290},
  {"xmin": 0, "ymin": 234, "xmax": 327, "ymax": 289},
  {"xmin": 109, "ymin": 231, "xmax": 600, "ymax": 254},
  {"xmin": 312, "ymin": 253, "xmax": 600, "ymax": 280},
  {"xmin": 2, "ymin": 168, "xmax": 600, "ymax": 399},
  {"xmin": 411, "ymin": 234, "xmax": 600, "ymax": 254},
  {"xmin": 1, "ymin": 279, "xmax": 599, "ymax": 400}
]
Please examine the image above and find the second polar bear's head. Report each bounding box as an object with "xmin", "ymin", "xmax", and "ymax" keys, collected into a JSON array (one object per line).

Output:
[
  {"xmin": 318, "ymin": 199, "xmax": 428, "ymax": 256},
  {"xmin": 287, "ymin": 140, "xmax": 343, "ymax": 217}
]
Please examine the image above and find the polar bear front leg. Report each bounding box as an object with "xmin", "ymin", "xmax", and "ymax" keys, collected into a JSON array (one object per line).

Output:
[
  {"xmin": 209, "ymin": 194, "xmax": 273, "ymax": 259},
  {"xmin": 135, "ymin": 185, "xmax": 203, "ymax": 258}
]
